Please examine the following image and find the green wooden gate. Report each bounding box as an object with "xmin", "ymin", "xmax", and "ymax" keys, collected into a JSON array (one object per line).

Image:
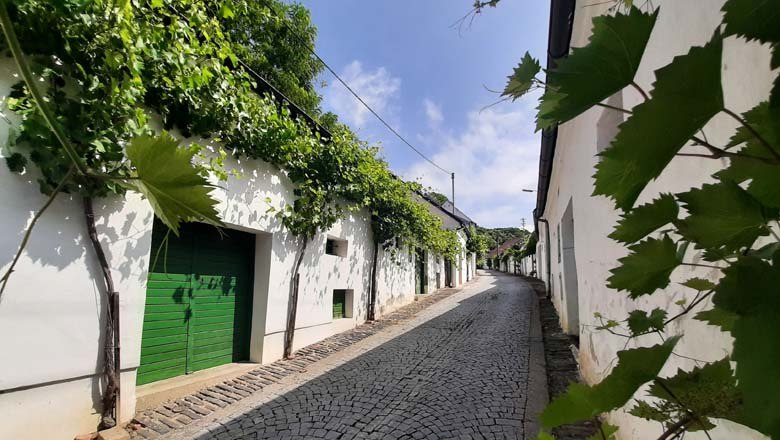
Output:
[
  {"xmin": 137, "ymin": 220, "xmax": 255, "ymax": 385},
  {"xmin": 415, "ymin": 248, "xmax": 426, "ymax": 295}
]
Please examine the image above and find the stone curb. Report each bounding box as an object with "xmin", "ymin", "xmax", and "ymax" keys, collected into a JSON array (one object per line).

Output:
[
  {"xmin": 126, "ymin": 287, "xmax": 463, "ymax": 438},
  {"xmin": 521, "ymin": 276, "xmax": 598, "ymax": 440}
]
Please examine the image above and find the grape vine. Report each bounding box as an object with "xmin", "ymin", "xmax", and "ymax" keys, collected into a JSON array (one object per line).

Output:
[
  {"xmin": 0, "ymin": 0, "xmax": 461, "ymax": 429},
  {"xmin": 501, "ymin": 2, "xmax": 780, "ymax": 439}
]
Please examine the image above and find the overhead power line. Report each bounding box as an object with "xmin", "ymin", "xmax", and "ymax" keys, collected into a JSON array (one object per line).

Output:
[{"xmin": 270, "ymin": 6, "xmax": 452, "ymax": 176}]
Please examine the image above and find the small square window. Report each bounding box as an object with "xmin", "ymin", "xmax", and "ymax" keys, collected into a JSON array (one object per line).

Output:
[
  {"xmin": 332, "ymin": 289, "xmax": 353, "ymax": 319},
  {"xmin": 325, "ymin": 237, "xmax": 348, "ymax": 257}
]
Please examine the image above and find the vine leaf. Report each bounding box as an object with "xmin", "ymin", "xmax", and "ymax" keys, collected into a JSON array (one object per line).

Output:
[
  {"xmin": 540, "ymin": 337, "xmax": 679, "ymax": 428},
  {"xmin": 586, "ymin": 423, "xmax": 618, "ymax": 440},
  {"xmin": 681, "ymin": 277, "xmax": 716, "ymax": 291},
  {"xmin": 502, "ymin": 52, "xmax": 540, "ymax": 101},
  {"xmin": 596, "ymin": 319, "xmax": 620, "ymax": 331},
  {"xmin": 676, "ymin": 181, "xmax": 777, "ymax": 252},
  {"xmin": 536, "ymin": 7, "xmax": 658, "ymax": 130},
  {"xmin": 629, "ymin": 400, "xmax": 670, "ymax": 423},
  {"xmin": 749, "ymin": 242, "xmax": 780, "ymax": 260},
  {"xmin": 125, "ymin": 133, "xmax": 223, "ymax": 234},
  {"xmin": 722, "ymin": 0, "xmax": 780, "ymax": 105},
  {"xmin": 5, "ymin": 152, "xmax": 27, "ymax": 173},
  {"xmin": 626, "ymin": 308, "xmax": 666, "ymax": 336},
  {"xmin": 723, "ymin": 0, "xmax": 780, "ymax": 43},
  {"xmin": 718, "ymin": 102, "xmax": 780, "ymax": 208},
  {"xmin": 712, "ymin": 254, "xmax": 780, "ymax": 438},
  {"xmin": 694, "ymin": 307, "xmax": 736, "ymax": 333},
  {"xmin": 608, "ymin": 194, "xmax": 678, "ymax": 244},
  {"xmin": 594, "ymin": 33, "xmax": 724, "ymax": 210},
  {"xmin": 647, "ymin": 358, "xmax": 743, "ymax": 431},
  {"xmin": 608, "ymin": 236, "xmax": 680, "ymax": 298}
]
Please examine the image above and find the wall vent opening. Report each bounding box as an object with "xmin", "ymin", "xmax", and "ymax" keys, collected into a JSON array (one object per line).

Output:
[{"xmin": 325, "ymin": 237, "xmax": 348, "ymax": 257}]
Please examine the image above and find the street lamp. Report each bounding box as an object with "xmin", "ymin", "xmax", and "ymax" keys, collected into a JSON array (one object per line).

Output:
[{"xmin": 522, "ymin": 189, "xmax": 535, "ymax": 193}]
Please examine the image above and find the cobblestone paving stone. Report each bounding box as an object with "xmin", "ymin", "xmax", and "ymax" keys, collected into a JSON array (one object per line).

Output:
[{"xmin": 130, "ymin": 273, "xmax": 546, "ymax": 439}]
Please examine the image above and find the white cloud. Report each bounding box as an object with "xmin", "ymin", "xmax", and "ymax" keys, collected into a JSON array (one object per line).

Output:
[
  {"xmin": 402, "ymin": 104, "xmax": 539, "ymax": 228},
  {"xmin": 323, "ymin": 60, "xmax": 401, "ymax": 128},
  {"xmin": 423, "ymin": 98, "xmax": 443, "ymax": 125}
]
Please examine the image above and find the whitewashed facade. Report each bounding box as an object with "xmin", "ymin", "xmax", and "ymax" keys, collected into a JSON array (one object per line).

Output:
[
  {"xmin": 533, "ymin": 1, "xmax": 771, "ymax": 439},
  {"xmin": 0, "ymin": 57, "xmax": 476, "ymax": 439}
]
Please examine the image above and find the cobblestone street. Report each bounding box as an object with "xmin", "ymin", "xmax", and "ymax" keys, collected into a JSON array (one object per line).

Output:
[{"xmin": 153, "ymin": 272, "xmax": 546, "ymax": 440}]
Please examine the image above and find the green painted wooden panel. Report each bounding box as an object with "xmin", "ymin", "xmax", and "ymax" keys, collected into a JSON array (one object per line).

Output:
[
  {"xmin": 137, "ymin": 220, "xmax": 255, "ymax": 385},
  {"xmin": 332, "ymin": 290, "xmax": 346, "ymax": 319},
  {"xmin": 140, "ymin": 341, "xmax": 187, "ymax": 357},
  {"xmin": 137, "ymin": 222, "xmax": 193, "ymax": 384}
]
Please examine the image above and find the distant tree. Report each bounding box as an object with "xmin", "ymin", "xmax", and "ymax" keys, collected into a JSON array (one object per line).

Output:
[
  {"xmin": 466, "ymin": 225, "xmax": 489, "ymax": 266},
  {"xmin": 426, "ymin": 190, "xmax": 450, "ymax": 206},
  {"xmin": 478, "ymin": 226, "xmax": 529, "ymax": 251},
  {"xmin": 218, "ymin": 0, "xmax": 324, "ymax": 117}
]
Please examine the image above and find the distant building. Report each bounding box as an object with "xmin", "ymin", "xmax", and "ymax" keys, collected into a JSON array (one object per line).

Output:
[
  {"xmin": 486, "ymin": 236, "xmax": 525, "ymax": 274},
  {"xmin": 416, "ymin": 193, "xmax": 478, "ymax": 288}
]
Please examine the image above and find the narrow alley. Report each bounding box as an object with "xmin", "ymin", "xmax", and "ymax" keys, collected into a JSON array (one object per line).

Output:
[{"xmin": 153, "ymin": 272, "xmax": 546, "ymax": 440}]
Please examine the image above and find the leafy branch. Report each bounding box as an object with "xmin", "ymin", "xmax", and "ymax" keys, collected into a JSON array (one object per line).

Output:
[
  {"xmin": 504, "ymin": 1, "xmax": 780, "ymax": 438},
  {"xmin": 0, "ymin": 0, "xmax": 86, "ymax": 175}
]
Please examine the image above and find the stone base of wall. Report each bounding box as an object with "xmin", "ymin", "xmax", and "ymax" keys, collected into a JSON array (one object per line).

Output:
[{"xmin": 522, "ymin": 276, "xmax": 598, "ymax": 440}]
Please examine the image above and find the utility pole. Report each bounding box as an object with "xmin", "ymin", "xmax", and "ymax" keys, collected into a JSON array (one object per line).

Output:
[{"xmin": 451, "ymin": 172, "xmax": 455, "ymax": 214}]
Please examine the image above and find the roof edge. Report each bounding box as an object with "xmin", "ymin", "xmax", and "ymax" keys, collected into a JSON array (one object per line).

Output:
[{"xmin": 534, "ymin": 0, "xmax": 575, "ymax": 229}]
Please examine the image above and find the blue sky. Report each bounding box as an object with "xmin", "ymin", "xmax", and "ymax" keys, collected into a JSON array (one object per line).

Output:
[{"xmin": 299, "ymin": 0, "xmax": 550, "ymax": 228}]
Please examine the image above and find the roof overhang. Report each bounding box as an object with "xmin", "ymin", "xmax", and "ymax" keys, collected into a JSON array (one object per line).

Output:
[{"xmin": 534, "ymin": 0, "xmax": 576, "ymax": 232}]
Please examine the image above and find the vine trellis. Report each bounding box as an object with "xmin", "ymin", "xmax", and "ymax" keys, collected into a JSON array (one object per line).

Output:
[
  {"xmin": 500, "ymin": 1, "xmax": 780, "ymax": 439},
  {"xmin": 0, "ymin": 0, "xmax": 461, "ymax": 430}
]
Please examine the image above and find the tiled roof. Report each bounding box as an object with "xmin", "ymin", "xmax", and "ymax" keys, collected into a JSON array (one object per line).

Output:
[{"xmin": 486, "ymin": 236, "xmax": 526, "ymax": 258}]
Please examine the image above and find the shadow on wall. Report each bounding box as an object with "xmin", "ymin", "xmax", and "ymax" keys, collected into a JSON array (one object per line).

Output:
[
  {"xmin": 323, "ymin": 212, "xmax": 372, "ymax": 318},
  {"xmin": 375, "ymin": 245, "xmax": 413, "ymax": 316},
  {"xmin": 0, "ymin": 186, "xmax": 86, "ymax": 274},
  {"xmin": 219, "ymin": 159, "xmax": 286, "ymax": 232},
  {"xmin": 193, "ymin": 278, "xmax": 539, "ymax": 440},
  {"xmin": 0, "ymin": 167, "xmax": 155, "ymax": 421},
  {"xmin": 344, "ymin": 214, "xmax": 372, "ymax": 321},
  {"xmin": 218, "ymin": 159, "xmax": 299, "ymax": 338}
]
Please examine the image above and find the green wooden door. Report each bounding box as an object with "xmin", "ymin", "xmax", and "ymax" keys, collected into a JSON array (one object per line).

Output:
[
  {"xmin": 332, "ymin": 290, "xmax": 346, "ymax": 319},
  {"xmin": 415, "ymin": 248, "xmax": 426, "ymax": 295},
  {"xmin": 138, "ymin": 220, "xmax": 255, "ymax": 385}
]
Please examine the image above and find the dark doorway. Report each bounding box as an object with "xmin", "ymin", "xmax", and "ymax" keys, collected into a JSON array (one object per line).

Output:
[
  {"xmin": 415, "ymin": 248, "xmax": 427, "ymax": 295},
  {"xmin": 444, "ymin": 258, "xmax": 453, "ymax": 287}
]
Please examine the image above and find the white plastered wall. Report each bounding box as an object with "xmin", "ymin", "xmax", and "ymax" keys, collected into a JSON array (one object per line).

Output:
[
  {"xmin": 538, "ymin": 1, "xmax": 772, "ymax": 438},
  {"xmin": 452, "ymin": 230, "xmax": 469, "ymax": 286},
  {"xmin": 0, "ymin": 52, "xmax": 155, "ymax": 438},
  {"xmin": 373, "ymin": 244, "xmax": 415, "ymax": 317},
  {"xmin": 0, "ymin": 59, "xmax": 444, "ymax": 438}
]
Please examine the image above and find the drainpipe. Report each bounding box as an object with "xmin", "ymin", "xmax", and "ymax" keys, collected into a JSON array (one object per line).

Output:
[{"xmin": 537, "ymin": 218, "xmax": 553, "ymax": 299}]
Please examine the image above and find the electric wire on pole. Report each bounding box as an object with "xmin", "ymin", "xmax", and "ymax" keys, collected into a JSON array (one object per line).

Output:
[{"xmin": 269, "ymin": 5, "xmax": 457, "ymax": 207}]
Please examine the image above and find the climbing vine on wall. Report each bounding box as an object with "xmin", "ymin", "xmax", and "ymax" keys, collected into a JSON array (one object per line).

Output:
[
  {"xmin": 0, "ymin": 0, "xmax": 461, "ymax": 429},
  {"xmin": 502, "ymin": 1, "xmax": 780, "ymax": 439}
]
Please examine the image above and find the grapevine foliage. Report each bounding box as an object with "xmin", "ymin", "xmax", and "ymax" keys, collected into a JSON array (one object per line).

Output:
[
  {"xmin": 1, "ymin": 0, "xmax": 460, "ymax": 253},
  {"xmin": 503, "ymin": 3, "xmax": 780, "ymax": 439}
]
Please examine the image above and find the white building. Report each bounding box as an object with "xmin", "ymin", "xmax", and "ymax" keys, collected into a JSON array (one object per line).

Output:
[
  {"xmin": 0, "ymin": 57, "xmax": 477, "ymax": 439},
  {"xmin": 486, "ymin": 236, "xmax": 525, "ymax": 275},
  {"xmin": 532, "ymin": 1, "xmax": 771, "ymax": 439}
]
